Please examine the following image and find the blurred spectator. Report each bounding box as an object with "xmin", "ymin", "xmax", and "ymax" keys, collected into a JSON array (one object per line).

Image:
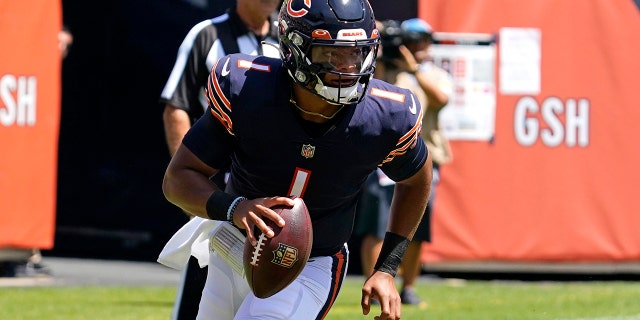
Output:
[{"xmin": 355, "ymin": 18, "xmax": 453, "ymax": 306}]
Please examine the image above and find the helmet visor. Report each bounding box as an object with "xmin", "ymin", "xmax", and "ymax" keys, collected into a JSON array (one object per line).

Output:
[{"xmin": 309, "ymin": 42, "xmax": 377, "ymax": 77}]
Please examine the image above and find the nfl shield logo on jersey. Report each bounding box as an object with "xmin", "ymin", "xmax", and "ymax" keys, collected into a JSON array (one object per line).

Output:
[{"xmin": 301, "ymin": 144, "xmax": 315, "ymax": 159}]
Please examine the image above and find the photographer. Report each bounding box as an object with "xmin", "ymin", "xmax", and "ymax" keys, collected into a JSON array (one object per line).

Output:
[{"xmin": 356, "ymin": 18, "xmax": 453, "ymax": 306}]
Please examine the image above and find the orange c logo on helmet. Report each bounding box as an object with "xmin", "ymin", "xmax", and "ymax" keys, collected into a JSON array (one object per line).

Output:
[
  {"xmin": 312, "ymin": 30, "xmax": 331, "ymax": 39},
  {"xmin": 288, "ymin": 0, "xmax": 312, "ymax": 17}
]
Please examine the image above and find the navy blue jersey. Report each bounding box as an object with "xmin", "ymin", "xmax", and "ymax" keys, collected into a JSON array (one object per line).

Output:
[{"xmin": 184, "ymin": 53, "xmax": 428, "ymax": 257}]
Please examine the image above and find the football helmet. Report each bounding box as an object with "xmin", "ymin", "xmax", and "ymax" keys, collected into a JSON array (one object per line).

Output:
[{"xmin": 278, "ymin": 0, "xmax": 380, "ymax": 105}]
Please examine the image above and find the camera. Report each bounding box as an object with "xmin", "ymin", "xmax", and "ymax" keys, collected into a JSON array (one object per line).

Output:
[{"xmin": 379, "ymin": 20, "xmax": 404, "ymax": 61}]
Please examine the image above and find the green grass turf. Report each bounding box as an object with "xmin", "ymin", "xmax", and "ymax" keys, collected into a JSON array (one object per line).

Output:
[{"xmin": 1, "ymin": 278, "xmax": 640, "ymax": 319}]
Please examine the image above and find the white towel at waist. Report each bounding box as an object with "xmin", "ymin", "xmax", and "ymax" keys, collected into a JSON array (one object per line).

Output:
[{"xmin": 157, "ymin": 217, "xmax": 220, "ymax": 270}]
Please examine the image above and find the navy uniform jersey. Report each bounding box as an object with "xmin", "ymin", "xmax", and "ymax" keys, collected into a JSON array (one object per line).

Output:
[{"xmin": 184, "ymin": 53, "xmax": 428, "ymax": 257}]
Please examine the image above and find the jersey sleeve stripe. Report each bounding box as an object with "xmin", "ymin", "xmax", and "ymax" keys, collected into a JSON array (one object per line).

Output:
[
  {"xmin": 208, "ymin": 98, "xmax": 234, "ymax": 135},
  {"xmin": 207, "ymin": 65, "xmax": 231, "ymax": 111},
  {"xmin": 397, "ymin": 106, "xmax": 423, "ymax": 145},
  {"xmin": 382, "ymin": 98, "xmax": 424, "ymax": 164},
  {"xmin": 206, "ymin": 61, "xmax": 234, "ymax": 135}
]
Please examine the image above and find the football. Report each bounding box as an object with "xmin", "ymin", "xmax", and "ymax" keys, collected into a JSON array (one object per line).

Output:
[{"xmin": 243, "ymin": 196, "xmax": 313, "ymax": 298}]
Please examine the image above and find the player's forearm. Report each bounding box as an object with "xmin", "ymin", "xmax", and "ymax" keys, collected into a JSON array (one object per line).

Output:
[
  {"xmin": 163, "ymin": 171, "xmax": 216, "ymax": 218},
  {"xmin": 374, "ymin": 159, "xmax": 432, "ymax": 277},
  {"xmin": 387, "ymin": 157, "xmax": 432, "ymax": 239}
]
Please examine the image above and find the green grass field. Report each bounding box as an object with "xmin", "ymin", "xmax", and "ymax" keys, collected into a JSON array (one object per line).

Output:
[{"xmin": 1, "ymin": 278, "xmax": 640, "ymax": 319}]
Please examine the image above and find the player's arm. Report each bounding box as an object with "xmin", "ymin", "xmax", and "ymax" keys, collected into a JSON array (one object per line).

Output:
[
  {"xmin": 163, "ymin": 59, "xmax": 232, "ymax": 219},
  {"xmin": 163, "ymin": 144, "xmax": 219, "ymax": 218},
  {"xmin": 362, "ymin": 90, "xmax": 432, "ymax": 319},
  {"xmin": 361, "ymin": 156, "xmax": 432, "ymax": 319},
  {"xmin": 387, "ymin": 151, "xmax": 432, "ymax": 240},
  {"xmin": 163, "ymin": 144, "xmax": 292, "ymax": 246},
  {"xmin": 165, "ymin": 60, "xmax": 293, "ymax": 246}
]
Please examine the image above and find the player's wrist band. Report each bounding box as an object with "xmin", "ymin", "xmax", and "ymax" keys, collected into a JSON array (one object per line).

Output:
[
  {"xmin": 374, "ymin": 232, "xmax": 410, "ymax": 277},
  {"xmin": 226, "ymin": 196, "xmax": 247, "ymax": 222},
  {"xmin": 206, "ymin": 190, "xmax": 246, "ymax": 221}
]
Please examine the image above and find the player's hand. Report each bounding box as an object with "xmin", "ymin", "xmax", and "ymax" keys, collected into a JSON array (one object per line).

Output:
[
  {"xmin": 361, "ymin": 270, "xmax": 402, "ymax": 320},
  {"xmin": 231, "ymin": 196, "xmax": 293, "ymax": 246}
]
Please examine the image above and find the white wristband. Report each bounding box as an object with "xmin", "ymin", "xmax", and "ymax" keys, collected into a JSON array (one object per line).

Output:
[{"xmin": 226, "ymin": 196, "xmax": 247, "ymax": 221}]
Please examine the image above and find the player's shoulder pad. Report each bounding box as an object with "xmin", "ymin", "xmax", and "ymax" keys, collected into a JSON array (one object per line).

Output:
[
  {"xmin": 214, "ymin": 53, "xmax": 280, "ymax": 76},
  {"xmin": 366, "ymin": 79, "xmax": 425, "ymax": 166},
  {"xmin": 208, "ymin": 53, "xmax": 282, "ymax": 103},
  {"xmin": 206, "ymin": 54, "xmax": 282, "ymax": 135},
  {"xmin": 210, "ymin": 53, "xmax": 282, "ymax": 89},
  {"xmin": 366, "ymin": 78, "xmax": 423, "ymax": 123}
]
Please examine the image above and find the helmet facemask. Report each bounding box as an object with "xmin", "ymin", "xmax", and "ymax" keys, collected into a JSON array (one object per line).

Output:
[
  {"xmin": 309, "ymin": 40, "xmax": 378, "ymax": 105},
  {"xmin": 279, "ymin": 17, "xmax": 380, "ymax": 105}
]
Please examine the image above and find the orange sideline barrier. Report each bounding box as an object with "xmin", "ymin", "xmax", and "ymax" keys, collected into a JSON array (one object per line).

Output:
[
  {"xmin": 419, "ymin": 0, "xmax": 640, "ymax": 262},
  {"xmin": 0, "ymin": 1, "xmax": 61, "ymax": 249}
]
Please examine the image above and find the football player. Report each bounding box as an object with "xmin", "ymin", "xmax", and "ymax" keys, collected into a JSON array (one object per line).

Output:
[{"xmin": 162, "ymin": 0, "xmax": 432, "ymax": 319}]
